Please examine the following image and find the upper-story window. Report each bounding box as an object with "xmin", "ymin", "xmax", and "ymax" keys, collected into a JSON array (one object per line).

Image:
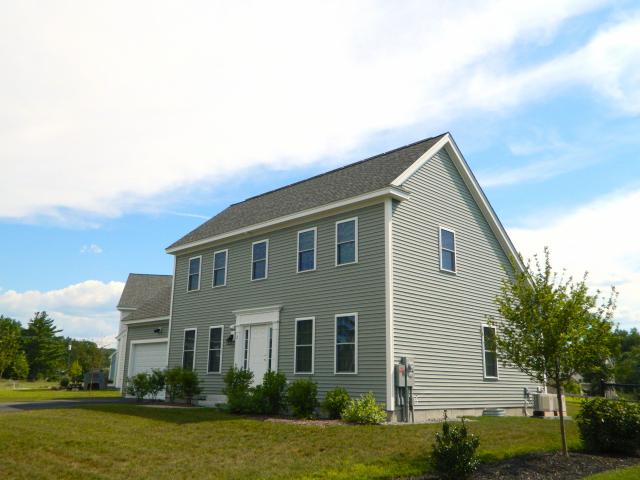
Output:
[
  {"xmin": 213, "ymin": 250, "xmax": 227, "ymax": 287},
  {"xmin": 482, "ymin": 325, "xmax": 498, "ymax": 379},
  {"xmin": 439, "ymin": 227, "xmax": 456, "ymax": 272},
  {"xmin": 297, "ymin": 228, "xmax": 317, "ymax": 272},
  {"xmin": 252, "ymin": 240, "xmax": 268, "ymax": 280},
  {"xmin": 187, "ymin": 256, "xmax": 201, "ymax": 291},
  {"xmin": 336, "ymin": 218, "xmax": 358, "ymax": 265}
]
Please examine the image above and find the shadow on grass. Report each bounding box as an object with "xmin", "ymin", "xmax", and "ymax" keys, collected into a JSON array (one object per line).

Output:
[{"xmin": 75, "ymin": 403, "xmax": 244, "ymax": 425}]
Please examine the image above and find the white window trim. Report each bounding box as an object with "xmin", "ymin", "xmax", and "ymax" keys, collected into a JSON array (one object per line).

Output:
[
  {"xmin": 207, "ymin": 325, "xmax": 224, "ymax": 374},
  {"xmin": 481, "ymin": 324, "xmax": 499, "ymax": 380},
  {"xmin": 187, "ymin": 256, "xmax": 202, "ymax": 292},
  {"xmin": 297, "ymin": 227, "xmax": 317, "ymax": 273},
  {"xmin": 294, "ymin": 317, "xmax": 315, "ymax": 375},
  {"xmin": 438, "ymin": 226, "xmax": 457, "ymax": 273},
  {"xmin": 242, "ymin": 327, "xmax": 250, "ymax": 370},
  {"xmin": 334, "ymin": 312, "xmax": 358, "ymax": 375},
  {"xmin": 182, "ymin": 328, "xmax": 197, "ymax": 370},
  {"xmin": 251, "ymin": 239, "xmax": 269, "ymax": 281},
  {"xmin": 335, "ymin": 217, "xmax": 359, "ymax": 266},
  {"xmin": 212, "ymin": 249, "xmax": 228, "ymax": 288}
]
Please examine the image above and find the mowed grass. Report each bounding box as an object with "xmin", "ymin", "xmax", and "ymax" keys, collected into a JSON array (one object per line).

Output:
[
  {"xmin": 0, "ymin": 379, "xmax": 120, "ymax": 402},
  {"xmin": 0, "ymin": 405, "xmax": 580, "ymax": 480},
  {"xmin": 586, "ymin": 465, "xmax": 640, "ymax": 479}
]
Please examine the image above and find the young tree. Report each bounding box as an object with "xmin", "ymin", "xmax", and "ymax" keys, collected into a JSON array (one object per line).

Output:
[
  {"xmin": 22, "ymin": 312, "xmax": 66, "ymax": 380},
  {"xmin": 0, "ymin": 315, "xmax": 22, "ymax": 378},
  {"xmin": 10, "ymin": 351, "xmax": 29, "ymax": 382},
  {"xmin": 69, "ymin": 360, "xmax": 83, "ymax": 383},
  {"xmin": 489, "ymin": 248, "xmax": 617, "ymax": 457}
]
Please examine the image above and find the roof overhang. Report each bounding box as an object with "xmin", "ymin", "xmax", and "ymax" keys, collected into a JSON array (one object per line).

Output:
[
  {"xmin": 121, "ymin": 316, "xmax": 170, "ymax": 325},
  {"xmin": 166, "ymin": 186, "xmax": 410, "ymax": 255},
  {"xmin": 391, "ymin": 133, "xmax": 525, "ymax": 272}
]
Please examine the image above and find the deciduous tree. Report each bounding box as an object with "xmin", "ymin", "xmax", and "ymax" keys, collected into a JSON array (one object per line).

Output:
[{"xmin": 0, "ymin": 315, "xmax": 22, "ymax": 378}]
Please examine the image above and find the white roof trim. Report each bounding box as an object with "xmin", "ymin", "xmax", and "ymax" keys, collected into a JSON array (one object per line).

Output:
[
  {"xmin": 231, "ymin": 305, "xmax": 283, "ymax": 315},
  {"xmin": 391, "ymin": 133, "xmax": 525, "ymax": 272},
  {"xmin": 121, "ymin": 316, "xmax": 170, "ymax": 325},
  {"xmin": 166, "ymin": 186, "xmax": 410, "ymax": 254}
]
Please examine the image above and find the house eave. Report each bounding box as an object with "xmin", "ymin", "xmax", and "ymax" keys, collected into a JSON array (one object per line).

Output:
[{"xmin": 166, "ymin": 186, "xmax": 410, "ymax": 255}]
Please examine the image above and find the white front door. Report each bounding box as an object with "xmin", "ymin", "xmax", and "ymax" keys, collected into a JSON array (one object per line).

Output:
[{"xmin": 248, "ymin": 324, "xmax": 269, "ymax": 384}]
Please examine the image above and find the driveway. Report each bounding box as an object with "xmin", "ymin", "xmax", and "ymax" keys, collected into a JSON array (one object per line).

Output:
[{"xmin": 0, "ymin": 397, "xmax": 137, "ymax": 413}]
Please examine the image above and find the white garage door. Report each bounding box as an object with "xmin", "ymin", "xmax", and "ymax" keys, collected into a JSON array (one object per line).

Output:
[{"xmin": 130, "ymin": 341, "xmax": 168, "ymax": 399}]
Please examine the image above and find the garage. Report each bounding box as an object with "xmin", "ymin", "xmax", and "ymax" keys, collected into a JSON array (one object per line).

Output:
[{"xmin": 128, "ymin": 341, "xmax": 168, "ymax": 399}]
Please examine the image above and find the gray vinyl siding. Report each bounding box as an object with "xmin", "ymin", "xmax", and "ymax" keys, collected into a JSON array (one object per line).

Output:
[
  {"xmin": 392, "ymin": 148, "xmax": 538, "ymax": 410},
  {"xmin": 169, "ymin": 204, "xmax": 387, "ymax": 401},
  {"xmin": 123, "ymin": 320, "xmax": 169, "ymax": 382}
]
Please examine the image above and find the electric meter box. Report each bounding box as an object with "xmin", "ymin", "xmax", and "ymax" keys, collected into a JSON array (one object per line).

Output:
[{"xmin": 395, "ymin": 357, "xmax": 415, "ymax": 387}]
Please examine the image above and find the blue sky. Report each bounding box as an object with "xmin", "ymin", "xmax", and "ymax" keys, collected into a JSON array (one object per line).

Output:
[{"xmin": 1, "ymin": 1, "xmax": 639, "ymax": 345}]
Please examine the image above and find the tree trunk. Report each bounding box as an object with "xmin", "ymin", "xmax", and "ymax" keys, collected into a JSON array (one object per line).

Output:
[{"xmin": 554, "ymin": 365, "xmax": 569, "ymax": 457}]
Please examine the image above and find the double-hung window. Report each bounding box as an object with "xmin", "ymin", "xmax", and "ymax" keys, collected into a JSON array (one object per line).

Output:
[
  {"xmin": 207, "ymin": 326, "xmax": 223, "ymax": 373},
  {"xmin": 336, "ymin": 218, "xmax": 358, "ymax": 265},
  {"xmin": 294, "ymin": 317, "xmax": 314, "ymax": 374},
  {"xmin": 297, "ymin": 228, "xmax": 316, "ymax": 272},
  {"xmin": 252, "ymin": 240, "xmax": 268, "ymax": 280},
  {"xmin": 482, "ymin": 325, "xmax": 498, "ymax": 379},
  {"xmin": 182, "ymin": 329, "xmax": 196, "ymax": 370},
  {"xmin": 212, "ymin": 250, "xmax": 227, "ymax": 287},
  {"xmin": 187, "ymin": 256, "xmax": 201, "ymax": 291},
  {"xmin": 335, "ymin": 313, "xmax": 357, "ymax": 373},
  {"xmin": 439, "ymin": 227, "xmax": 456, "ymax": 272}
]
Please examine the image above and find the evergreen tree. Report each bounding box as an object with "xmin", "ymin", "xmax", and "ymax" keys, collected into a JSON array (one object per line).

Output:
[{"xmin": 22, "ymin": 311, "xmax": 66, "ymax": 380}]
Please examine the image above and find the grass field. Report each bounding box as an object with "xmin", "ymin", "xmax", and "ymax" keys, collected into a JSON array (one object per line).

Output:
[
  {"xmin": 0, "ymin": 404, "xmax": 582, "ymax": 479},
  {"xmin": 0, "ymin": 379, "xmax": 120, "ymax": 402},
  {"xmin": 586, "ymin": 465, "xmax": 640, "ymax": 479}
]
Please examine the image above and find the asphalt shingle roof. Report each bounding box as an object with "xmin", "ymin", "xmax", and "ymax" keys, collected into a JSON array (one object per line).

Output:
[
  {"xmin": 168, "ymin": 134, "xmax": 445, "ymax": 250},
  {"xmin": 117, "ymin": 274, "xmax": 173, "ymax": 312}
]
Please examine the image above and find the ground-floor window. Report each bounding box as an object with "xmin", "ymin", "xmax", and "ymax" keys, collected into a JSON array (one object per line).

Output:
[
  {"xmin": 482, "ymin": 324, "xmax": 498, "ymax": 379},
  {"xmin": 182, "ymin": 328, "xmax": 197, "ymax": 370},
  {"xmin": 295, "ymin": 317, "xmax": 314, "ymax": 374},
  {"xmin": 335, "ymin": 313, "xmax": 357, "ymax": 374},
  {"xmin": 208, "ymin": 326, "xmax": 223, "ymax": 373}
]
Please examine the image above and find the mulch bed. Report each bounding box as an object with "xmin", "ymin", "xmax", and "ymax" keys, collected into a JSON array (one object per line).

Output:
[{"xmin": 416, "ymin": 452, "xmax": 639, "ymax": 479}]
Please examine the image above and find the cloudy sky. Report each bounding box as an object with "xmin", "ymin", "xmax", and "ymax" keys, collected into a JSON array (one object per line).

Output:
[{"xmin": 1, "ymin": 0, "xmax": 639, "ymax": 347}]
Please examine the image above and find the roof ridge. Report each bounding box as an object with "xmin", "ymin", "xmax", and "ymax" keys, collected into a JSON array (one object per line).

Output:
[{"xmin": 230, "ymin": 133, "xmax": 446, "ymax": 206}]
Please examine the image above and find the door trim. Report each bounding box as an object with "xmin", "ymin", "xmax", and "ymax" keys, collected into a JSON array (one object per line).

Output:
[{"xmin": 233, "ymin": 306, "xmax": 280, "ymax": 372}]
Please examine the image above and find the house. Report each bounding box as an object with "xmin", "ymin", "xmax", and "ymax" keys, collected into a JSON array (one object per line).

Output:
[{"xmin": 115, "ymin": 133, "xmax": 539, "ymax": 420}]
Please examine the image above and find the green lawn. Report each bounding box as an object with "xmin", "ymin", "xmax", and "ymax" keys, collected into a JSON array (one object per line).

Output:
[
  {"xmin": 566, "ymin": 396, "xmax": 583, "ymax": 417},
  {"xmin": 585, "ymin": 465, "xmax": 640, "ymax": 479},
  {"xmin": 0, "ymin": 379, "xmax": 120, "ymax": 402},
  {"xmin": 0, "ymin": 405, "xmax": 582, "ymax": 480}
]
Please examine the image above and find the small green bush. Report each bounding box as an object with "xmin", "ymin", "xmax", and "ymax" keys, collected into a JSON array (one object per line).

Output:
[
  {"xmin": 322, "ymin": 387, "xmax": 350, "ymax": 419},
  {"xmin": 253, "ymin": 370, "xmax": 288, "ymax": 414},
  {"xmin": 180, "ymin": 369, "xmax": 202, "ymax": 405},
  {"xmin": 148, "ymin": 369, "xmax": 166, "ymax": 401},
  {"xmin": 576, "ymin": 397, "xmax": 640, "ymax": 455},
  {"xmin": 126, "ymin": 373, "xmax": 151, "ymax": 402},
  {"xmin": 223, "ymin": 367, "xmax": 254, "ymax": 413},
  {"xmin": 59, "ymin": 377, "xmax": 70, "ymax": 389},
  {"xmin": 431, "ymin": 413, "xmax": 480, "ymax": 480},
  {"xmin": 287, "ymin": 379, "xmax": 318, "ymax": 418},
  {"xmin": 341, "ymin": 392, "xmax": 386, "ymax": 424},
  {"xmin": 165, "ymin": 367, "xmax": 184, "ymax": 403}
]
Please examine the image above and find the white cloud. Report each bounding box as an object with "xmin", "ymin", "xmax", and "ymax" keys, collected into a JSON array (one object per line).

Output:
[
  {"xmin": 509, "ymin": 188, "xmax": 640, "ymax": 330},
  {"xmin": 0, "ymin": 280, "xmax": 124, "ymax": 346},
  {"xmin": 2, "ymin": 0, "xmax": 636, "ymax": 221},
  {"xmin": 80, "ymin": 244, "xmax": 103, "ymax": 254}
]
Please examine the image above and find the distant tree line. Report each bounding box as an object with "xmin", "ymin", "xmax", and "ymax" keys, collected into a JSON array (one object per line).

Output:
[{"xmin": 0, "ymin": 311, "xmax": 114, "ymax": 381}]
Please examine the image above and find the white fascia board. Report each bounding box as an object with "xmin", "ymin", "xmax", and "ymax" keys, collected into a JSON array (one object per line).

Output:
[
  {"xmin": 122, "ymin": 316, "xmax": 170, "ymax": 325},
  {"xmin": 391, "ymin": 133, "xmax": 525, "ymax": 272},
  {"xmin": 166, "ymin": 186, "xmax": 410, "ymax": 254}
]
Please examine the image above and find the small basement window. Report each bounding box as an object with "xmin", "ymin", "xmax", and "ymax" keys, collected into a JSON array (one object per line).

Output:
[{"xmin": 439, "ymin": 228, "xmax": 456, "ymax": 272}]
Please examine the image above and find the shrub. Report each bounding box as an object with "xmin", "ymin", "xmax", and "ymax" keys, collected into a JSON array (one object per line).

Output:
[
  {"xmin": 126, "ymin": 373, "xmax": 151, "ymax": 402},
  {"xmin": 59, "ymin": 377, "xmax": 70, "ymax": 389},
  {"xmin": 287, "ymin": 379, "xmax": 318, "ymax": 418},
  {"xmin": 148, "ymin": 369, "xmax": 166, "ymax": 401},
  {"xmin": 431, "ymin": 413, "xmax": 480, "ymax": 480},
  {"xmin": 341, "ymin": 392, "xmax": 386, "ymax": 425},
  {"xmin": 180, "ymin": 369, "xmax": 202, "ymax": 405},
  {"xmin": 223, "ymin": 367, "xmax": 254, "ymax": 413},
  {"xmin": 165, "ymin": 367, "xmax": 184, "ymax": 403},
  {"xmin": 576, "ymin": 397, "xmax": 640, "ymax": 455},
  {"xmin": 253, "ymin": 370, "xmax": 288, "ymax": 414},
  {"xmin": 322, "ymin": 387, "xmax": 350, "ymax": 419}
]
